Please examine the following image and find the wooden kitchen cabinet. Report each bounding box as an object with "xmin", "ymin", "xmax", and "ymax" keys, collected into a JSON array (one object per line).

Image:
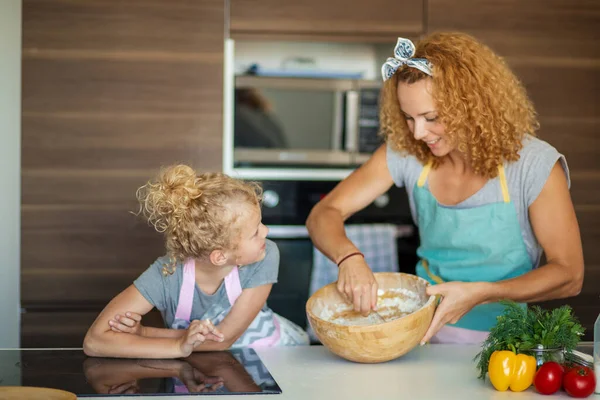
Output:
[
  {"xmin": 230, "ymin": 0, "xmax": 424, "ymax": 41},
  {"xmin": 21, "ymin": 0, "xmax": 225, "ymax": 347},
  {"xmin": 21, "ymin": 310, "xmax": 165, "ymax": 348},
  {"xmin": 427, "ymin": 0, "xmax": 599, "ymax": 59}
]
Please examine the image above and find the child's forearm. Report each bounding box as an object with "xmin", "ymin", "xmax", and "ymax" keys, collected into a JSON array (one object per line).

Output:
[
  {"xmin": 84, "ymin": 330, "xmax": 183, "ymax": 359},
  {"xmin": 191, "ymin": 325, "xmax": 241, "ymax": 351},
  {"xmin": 141, "ymin": 326, "xmax": 185, "ymax": 339},
  {"xmin": 192, "ymin": 339, "xmax": 233, "ymax": 352}
]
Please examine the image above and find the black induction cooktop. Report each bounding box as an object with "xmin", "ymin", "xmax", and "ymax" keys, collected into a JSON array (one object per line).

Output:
[{"xmin": 0, "ymin": 348, "xmax": 281, "ymax": 396}]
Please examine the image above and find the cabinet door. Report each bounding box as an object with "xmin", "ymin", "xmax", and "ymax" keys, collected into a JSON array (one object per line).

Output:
[
  {"xmin": 21, "ymin": 310, "xmax": 165, "ymax": 348},
  {"xmin": 427, "ymin": 0, "xmax": 598, "ymax": 59},
  {"xmin": 230, "ymin": 0, "xmax": 423, "ymax": 39},
  {"xmin": 21, "ymin": 0, "xmax": 224, "ymax": 310}
]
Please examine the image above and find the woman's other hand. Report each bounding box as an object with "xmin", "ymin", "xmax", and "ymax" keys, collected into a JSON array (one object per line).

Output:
[
  {"xmin": 109, "ymin": 312, "xmax": 144, "ymax": 335},
  {"xmin": 420, "ymin": 281, "xmax": 488, "ymax": 344},
  {"xmin": 337, "ymin": 256, "xmax": 378, "ymax": 316}
]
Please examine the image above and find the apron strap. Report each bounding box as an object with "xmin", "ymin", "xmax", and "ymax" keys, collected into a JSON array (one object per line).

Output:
[
  {"xmin": 224, "ymin": 266, "xmax": 243, "ymax": 305},
  {"xmin": 422, "ymin": 259, "xmax": 444, "ymax": 284},
  {"xmin": 417, "ymin": 161, "xmax": 510, "ymax": 202},
  {"xmin": 498, "ymin": 164, "xmax": 510, "ymax": 203},
  {"xmin": 417, "ymin": 160, "xmax": 433, "ymax": 188},
  {"xmin": 174, "ymin": 258, "xmax": 195, "ymax": 322}
]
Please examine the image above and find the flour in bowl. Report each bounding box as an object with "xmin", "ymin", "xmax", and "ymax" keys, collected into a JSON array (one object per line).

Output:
[{"xmin": 320, "ymin": 288, "xmax": 424, "ymax": 326}]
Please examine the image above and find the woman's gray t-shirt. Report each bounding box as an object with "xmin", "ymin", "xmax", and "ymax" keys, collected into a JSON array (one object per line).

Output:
[
  {"xmin": 386, "ymin": 136, "xmax": 570, "ymax": 268},
  {"xmin": 134, "ymin": 239, "xmax": 279, "ymax": 328}
]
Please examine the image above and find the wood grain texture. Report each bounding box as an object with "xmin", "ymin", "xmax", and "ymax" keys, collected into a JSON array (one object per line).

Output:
[
  {"xmin": 22, "ymin": 170, "xmax": 150, "ymax": 206},
  {"xmin": 511, "ymin": 64, "xmax": 599, "ymax": 119},
  {"xmin": 23, "ymin": 0, "xmax": 225, "ymax": 54},
  {"xmin": 0, "ymin": 387, "xmax": 76, "ymax": 400},
  {"xmin": 22, "ymin": 59, "xmax": 222, "ymax": 115},
  {"xmin": 533, "ymin": 266, "xmax": 600, "ymax": 341},
  {"xmin": 21, "ymin": 0, "xmax": 225, "ymax": 346},
  {"xmin": 577, "ymin": 210, "xmax": 600, "ymax": 262},
  {"xmin": 21, "ymin": 310, "xmax": 165, "ymax": 348},
  {"xmin": 22, "ymin": 115, "xmax": 222, "ymax": 171},
  {"xmin": 427, "ymin": 0, "xmax": 600, "ymax": 58},
  {"xmin": 540, "ymin": 118, "xmax": 600, "ymax": 172},
  {"xmin": 231, "ymin": 0, "xmax": 424, "ymax": 36},
  {"xmin": 571, "ymin": 175, "xmax": 600, "ymax": 209}
]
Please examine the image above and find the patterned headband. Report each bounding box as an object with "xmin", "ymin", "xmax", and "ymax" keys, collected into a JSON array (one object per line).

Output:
[{"xmin": 381, "ymin": 38, "xmax": 433, "ymax": 81}]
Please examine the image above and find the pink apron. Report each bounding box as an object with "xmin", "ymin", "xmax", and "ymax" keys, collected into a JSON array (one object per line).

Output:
[{"xmin": 171, "ymin": 258, "xmax": 281, "ymax": 347}]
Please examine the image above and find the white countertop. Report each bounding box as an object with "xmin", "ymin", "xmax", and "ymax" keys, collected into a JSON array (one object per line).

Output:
[{"xmin": 85, "ymin": 344, "xmax": 597, "ymax": 400}]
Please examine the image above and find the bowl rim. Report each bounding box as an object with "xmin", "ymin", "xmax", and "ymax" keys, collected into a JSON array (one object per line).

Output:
[{"xmin": 306, "ymin": 272, "xmax": 436, "ymax": 331}]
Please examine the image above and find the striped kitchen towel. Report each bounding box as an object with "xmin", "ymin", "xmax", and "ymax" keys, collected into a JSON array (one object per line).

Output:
[
  {"xmin": 307, "ymin": 224, "xmax": 400, "ymax": 343},
  {"xmin": 309, "ymin": 223, "xmax": 400, "ymax": 298}
]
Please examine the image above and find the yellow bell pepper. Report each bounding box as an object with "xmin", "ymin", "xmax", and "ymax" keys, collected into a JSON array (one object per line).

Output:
[{"xmin": 488, "ymin": 350, "xmax": 537, "ymax": 392}]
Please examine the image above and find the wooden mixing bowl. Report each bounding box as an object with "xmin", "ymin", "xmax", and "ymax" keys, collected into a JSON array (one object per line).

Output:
[
  {"xmin": 0, "ymin": 386, "xmax": 76, "ymax": 400},
  {"xmin": 306, "ymin": 272, "xmax": 436, "ymax": 363}
]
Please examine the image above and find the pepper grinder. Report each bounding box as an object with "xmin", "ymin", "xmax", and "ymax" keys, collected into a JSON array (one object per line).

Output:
[{"xmin": 594, "ymin": 312, "xmax": 599, "ymax": 394}]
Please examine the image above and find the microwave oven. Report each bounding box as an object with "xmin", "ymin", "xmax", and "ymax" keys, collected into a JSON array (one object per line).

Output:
[{"xmin": 233, "ymin": 75, "xmax": 382, "ymax": 170}]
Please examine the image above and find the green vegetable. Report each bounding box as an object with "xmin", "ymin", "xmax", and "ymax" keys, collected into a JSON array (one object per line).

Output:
[{"xmin": 474, "ymin": 301, "xmax": 584, "ymax": 379}]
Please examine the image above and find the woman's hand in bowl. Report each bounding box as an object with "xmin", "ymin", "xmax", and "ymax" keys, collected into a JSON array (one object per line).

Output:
[{"xmin": 337, "ymin": 257, "xmax": 378, "ymax": 316}]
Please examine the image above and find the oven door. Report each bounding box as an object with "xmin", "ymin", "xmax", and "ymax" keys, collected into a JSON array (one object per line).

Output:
[{"xmin": 264, "ymin": 225, "xmax": 314, "ymax": 330}]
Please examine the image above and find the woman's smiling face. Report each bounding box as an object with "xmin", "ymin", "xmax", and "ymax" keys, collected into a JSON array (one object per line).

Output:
[{"xmin": 397, "ymin": 78, "xmax": 452, "ymax": 157}]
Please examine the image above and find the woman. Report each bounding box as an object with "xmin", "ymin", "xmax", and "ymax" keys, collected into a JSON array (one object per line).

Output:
[{"xmin": 305, "ymin": 32, "xmax": 584, "ymax": 344}]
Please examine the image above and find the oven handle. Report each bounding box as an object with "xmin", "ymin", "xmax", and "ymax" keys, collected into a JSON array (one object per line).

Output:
[
  {"xmin": 266, "ymin": 225, "xmax": 414, "ymax": 239},
  {"xmin": 344, "ymin": 90, "xmax": 359, "ymax": 152},
  {"xmin": 266, "ymin": 225, "xmax": 311, "ymax": 239}
]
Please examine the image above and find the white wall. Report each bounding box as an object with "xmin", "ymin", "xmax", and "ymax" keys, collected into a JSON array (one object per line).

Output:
[{"xmin": 0, "ymin": 1, "xmax": 21, "ymax": 348}]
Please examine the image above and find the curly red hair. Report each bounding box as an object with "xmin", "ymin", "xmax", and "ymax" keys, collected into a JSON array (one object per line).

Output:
[{"xmin": 380, "ymin": 32, "xmax": 539, "ymax": 178}]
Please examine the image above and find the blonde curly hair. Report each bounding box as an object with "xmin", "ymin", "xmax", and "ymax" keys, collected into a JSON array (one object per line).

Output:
[
  {"xmin": 380, "ymin": 32, "xmax": 539, "ymax": 178},
  {"xmin": 136, "ymin": 165, "xmax": 262, "ymax": 274}
]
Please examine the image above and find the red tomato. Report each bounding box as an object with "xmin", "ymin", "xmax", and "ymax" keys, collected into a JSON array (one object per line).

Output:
[
  {"xmin": 563, "ymin": 363, "xmax": 592, "ymax": 375},
  {"xmin": 533, "ymin": 361, "xmax": 564, "ymax": 395},
  {"xmin": 562, "ymin": 366, "xmax": 596, "ymax": 398},
  {"xmin": 563, "ymin": 363, "xmax": 578, "ymax": 373}
]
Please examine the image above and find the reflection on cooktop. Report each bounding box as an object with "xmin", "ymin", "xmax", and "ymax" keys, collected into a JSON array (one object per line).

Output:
[{"xmin": 0, "ymin": 348, "xmax": 281, "ymax": 396}]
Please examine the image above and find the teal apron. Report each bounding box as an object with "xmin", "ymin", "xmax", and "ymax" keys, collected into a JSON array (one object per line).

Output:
[{"xmin": 414, "ymin": 161, "xmax": 532, "ymax": 331}]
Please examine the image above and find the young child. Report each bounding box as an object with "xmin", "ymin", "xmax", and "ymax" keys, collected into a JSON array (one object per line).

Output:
[{"xmin": 83, "ymin": 165, "xmax": 309, "ymax": 359}]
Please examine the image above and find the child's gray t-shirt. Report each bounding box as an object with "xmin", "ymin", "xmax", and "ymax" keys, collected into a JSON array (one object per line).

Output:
[
  {"xmin": 134, "ymin": 239, "xmax": 279, "ymax": 328},
  {"xmin": 386, "ymin": 136, "xmax": 570, "ymax": 268}
]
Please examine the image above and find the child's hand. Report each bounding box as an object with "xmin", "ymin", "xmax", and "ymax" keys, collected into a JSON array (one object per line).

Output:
[
  {"xmin": 199, "ymin": 319, "xmax": 225, "ymax": 343},
  {"xmin": 178, "ymin": 363, "xmax": 224, "ymax": 393},
  {"xmin": 108, "ymin": 312, "xmax": 144, "ymax": 336},
  {"xmin": 177, "ymin": 320, "xmax": 225, "ymax": 357}
]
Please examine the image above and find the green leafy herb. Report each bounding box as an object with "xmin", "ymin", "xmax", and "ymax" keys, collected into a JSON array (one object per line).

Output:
[{"xmin": 474, "ymin": 301, "xmax": 584, "ymax": 379}]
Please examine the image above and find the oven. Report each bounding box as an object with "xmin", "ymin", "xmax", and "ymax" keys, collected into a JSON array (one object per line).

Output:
[{"xmin": 233, "ymin": 76, "xmax": 382, "ymax": 169}]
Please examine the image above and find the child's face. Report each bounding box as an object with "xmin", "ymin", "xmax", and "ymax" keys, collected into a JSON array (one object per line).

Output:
[{"xmin": 231, "ymin": 203, "xmax": 268, "ymax": 266}]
